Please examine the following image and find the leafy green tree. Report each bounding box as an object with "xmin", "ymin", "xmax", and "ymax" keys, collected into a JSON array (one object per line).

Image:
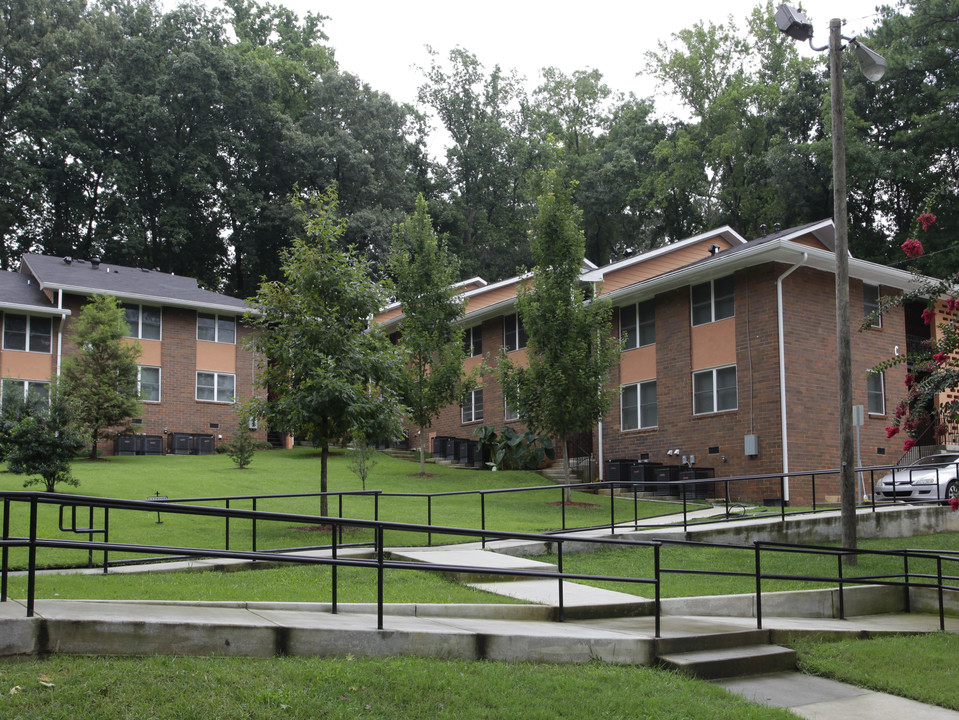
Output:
[
  {"xmin": 246, "ymin": 186, "xmax": 405, "ymax": 515},
  {"xmin": 3, "ymin": 384, "xmax": 85, "ymax": 492},
  {"xmin": 60, "ymin": 295, "xmax": 142, "ymax": 460},
  {"xmin": 497, "ymin": 170, "xmax": 620, "ymax": 499},
  {"xmin": 389, "ymin": 194, "xmax": 469, "ymax": 473}
]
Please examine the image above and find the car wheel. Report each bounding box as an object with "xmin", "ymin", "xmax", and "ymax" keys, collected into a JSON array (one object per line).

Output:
[{"xmin": 947, "ymin": 481, "xmax": 959, "ymax": 502}]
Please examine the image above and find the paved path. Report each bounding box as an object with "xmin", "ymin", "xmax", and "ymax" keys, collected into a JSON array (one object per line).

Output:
[{"xmin": 3, "ymin": 505, "xmax": 957, "ymax": 719}]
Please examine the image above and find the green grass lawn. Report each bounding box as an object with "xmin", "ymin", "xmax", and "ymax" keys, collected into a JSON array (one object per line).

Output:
[
  {"xmin": 794, "ymin": 632, "xmax": 959, "ymax": 711},
  {"xmin": 0, "ymin": 447, "xmax": 687, "ymax": 569},
  {"xmin": 0, "ymin": 654, "xmax": 796, "ymax": 720}
]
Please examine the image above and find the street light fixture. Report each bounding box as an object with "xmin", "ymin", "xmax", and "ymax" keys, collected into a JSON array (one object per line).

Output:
[{"xmin": 775, "ymin": 4, "xmax": 886, "ymax": 562}]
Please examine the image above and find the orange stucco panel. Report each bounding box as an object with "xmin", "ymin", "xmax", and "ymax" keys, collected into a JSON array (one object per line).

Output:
[
  {"xmin": 620, "ymin": 345, "xmax": 656, "ymax": 384},
  {"xmin": 374, "ymin": 306, "xmax": 403, "ymax": 324},
  {"xmin": 464, "ymin": 282, "xmax": 523, "ymax": 314},
  {"xmin": 690, "ymin": 317, "xmax": 736, "ymax": 371},
  {"xmin": 599, "ymin": 238, "xmax": 736, "ymax": 295},
  {"xmin": 791, "ymin": 234, "xmax": 830, "ymax": 250},
  {"xmin": 1, "ymin": 351, "xmax": 55, "ymax": 380},
  {"xmin": 131, "ymin": 338, "xmax": 162, "ymax": 365},
  {"xmin": 196, "ymin": 341, "xmax": 236, "ymax": 373}
]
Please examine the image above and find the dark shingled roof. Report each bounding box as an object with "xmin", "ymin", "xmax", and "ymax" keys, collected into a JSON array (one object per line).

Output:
[
  {"xmin": 21, "ymin": 254, "xmax": 247, "ymax": 313},
  {"xmin": 0, "ymin": 271, "xmax": 61, "ymax": 312}
]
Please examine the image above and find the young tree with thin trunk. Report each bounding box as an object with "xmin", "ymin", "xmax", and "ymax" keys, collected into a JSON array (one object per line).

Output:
[
  {"xmin": 61, "ymin": 294, "xmax": 142, "ymax": 460},
  {"xmin": 246, "ymin": 186, "xmax": 405, "ymax": 515},
  {"xmin": 498, "ymin": 169, "xmax": 620, "ymax": 501},
  {"xmin": 389, "ymin": 194, "xmax": 469, "ymax": 474}
]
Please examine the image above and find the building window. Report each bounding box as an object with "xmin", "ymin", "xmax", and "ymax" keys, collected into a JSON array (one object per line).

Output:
[
  {"xmin": 867, "ymin": 372, "xmax": 885, "ymax": 415},
  {"xmin": 197, "ymin": 313, "xmax": 236, "ymax": 344},
  {"xmin": 461, "ymin": 388, "xmax": 484, "ymax": 423},
  {"xmin": 138, "ymin": 366, "xmax": 161, "ymax": 403},
  {"xmin": 863, "ymin": 284, "xmax": 881, "ymax": 328},
  {"xmin": 620, "ymin": 300, "xmax": 655, "ymax": 350},
  {"xmin": 504, "ymin": 399, "xmax": 520, "ymax": 421},
  {"xmin": 622, "ymin": 380, "xmax": 657, "ymax": 430},
  {"xmin": 196, "ymin": 371, "xmax": 235, "ymax": 403},
  {"xmin": 693, "ymin": 365, "xmax": 738, "ymax": 414},
  {"xmin": 504, "ymin": 314, "xmax": 528, "ymax": 352},
  {"xmin": 463, "ymin": 325, "xmax": 482, "ymax": 357},
  {"xmin": 3, "ymin": 314, "xmax": 52, "ymax": 353},
  {"xmin": 691, "ymin": 276, "xmax": 735, "ymax": 326},
  {"xmin": 123, "ymin": 305, "xmax": 161, "ymax": 340},
  {"xmin": 1, "ymin": 379, "xmax": 50, "ymax": 404}
]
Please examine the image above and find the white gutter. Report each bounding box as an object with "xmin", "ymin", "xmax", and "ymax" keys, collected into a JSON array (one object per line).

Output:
[{"xmin": 777, "ymin": 252, "xmax": 808, "ymax": 502}]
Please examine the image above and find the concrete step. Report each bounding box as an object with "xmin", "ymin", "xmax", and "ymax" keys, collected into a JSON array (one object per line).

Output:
[{"xmin": 656, "ymin": 643, "xmax": 797, "ymax": 680}]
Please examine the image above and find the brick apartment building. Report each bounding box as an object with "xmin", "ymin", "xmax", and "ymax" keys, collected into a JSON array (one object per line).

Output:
[
  {"xmin": 376, "ymin": 219, "xmax": 929, "ymax": 504},
  {"xmin": 0, "ymin": 253, "xmax": 266, "ymax": 455}
]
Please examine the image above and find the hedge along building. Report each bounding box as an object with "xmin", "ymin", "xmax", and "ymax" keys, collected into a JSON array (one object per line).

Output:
[
  {"xmin": 0, "ymin": 253, "xmax": 267, "ymax": 454},
  {"xmin": 377, "ymin": 219, "xmax": 929, "ymax": 504}
]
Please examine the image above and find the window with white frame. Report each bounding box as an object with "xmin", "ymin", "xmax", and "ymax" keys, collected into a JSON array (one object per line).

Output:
[
  {"xmin": 461, "ymin": 388, "xmax": 484, "ymax": 423},
  {"xmin": 867, "ymin": 372, "xmax": 885, "ymax": 415},
  {"xmin": 3, "ymin": 314, "xmax": 52, "ymax": 353},
  {"xmin": 123, "ymin": 304, "xmax": 161, "ymax": 340},
  {"xmin": 138, "ymin": 366, "xmax": 161, "ymax": 403},
  {"xmin": 196, "ymin": 371, "xmax": 235, "ymax": 403},
  {"xmin": 504, "ymin": 398, "xmax": 520, "ymax": 421},
  {"xmin": 463, "ymin": 325, "xmax": 482, "ymax": 357},
  {"xmin": 1, "ymin": 379, "xmax": 50, "ymax": 404},
  {"xmin": 621, "ymin": 380, "xmax": 657, "ymax": 430},
  {"xmin": 691, "ymin": 276, "xmax": 735, "ymax": 326},
  {"xmin": 197, "ymin": 313, "xmax": 236, "ymax": 344},
  {"xmin": 620, "ymin": 300, "xmax": 655, "ymax": 350},
  {"xmin": 692, "ymin": 365, "xmax": 738, "ymax": 414},
  {"xmin": 863, "ymin": 284, "xmax": 881, "ymax": 328},
  {"xmin": 503, "ymin": 314, "xmax": 528, "ymax": 352}
]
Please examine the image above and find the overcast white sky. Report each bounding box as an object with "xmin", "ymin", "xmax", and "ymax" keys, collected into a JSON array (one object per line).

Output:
[{"xmin": 309, "ymin": 0, "xmax": 886, "ymax": 108}]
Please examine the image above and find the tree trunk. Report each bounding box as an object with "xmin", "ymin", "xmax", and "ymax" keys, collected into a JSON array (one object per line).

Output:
[
  {"xmin": 320, "ymin": 441, "xmax": 329, "ymax": 517},
  {"xmin": 90, "ymin": 429, "xmax": 99, "ymax": 461},
  {"xmin": 419, "ymin": 423, "xmax": 426, "ymax": 474},
  {"xmin": 562, "ymin": 435, "xmax": 572, "ymax": 504}
]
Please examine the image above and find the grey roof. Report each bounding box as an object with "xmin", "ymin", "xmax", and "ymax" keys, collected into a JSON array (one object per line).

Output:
[
  {"xmin": 21, "ymin": 254, "xmax": 247, "ymax": 314},
  {"xmin": 0, "ymin": 271, "xmax": 67, "ymax": 315}
]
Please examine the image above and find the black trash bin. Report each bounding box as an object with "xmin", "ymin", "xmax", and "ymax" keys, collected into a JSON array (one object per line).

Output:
[
  {"xmin": 137, "ymin": 435, "xmax": 163, "ymax": 455},
  {"xmin": 653, "ymin": 465, "xmax": 681, "ymax": 496},
  {"xmin": 193, "ymin": 434, "xmax": 215, "ymax": 455},
  {"xmin": 115, "ymin": 435, "xmax": 136, "ymax": 456},
  {"xmin": 628, "ymin": 461, "xmax": 663, "ymax": 494},
  {"xmin": 605, "ymin": 458, "xmax": 636, "ymax": 483},
  {"xmin": 170, "ymin": 433, "xmax": 192, "ymax": 455},
  {"xmin": 679, "ymin": 467, "xmax": 716, "ymax": 499}
]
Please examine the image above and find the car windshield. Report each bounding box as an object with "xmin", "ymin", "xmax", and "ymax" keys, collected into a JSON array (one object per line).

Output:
[{"xmin": 912, "ymin": 455, "xmax": 959, "ymax": 467}]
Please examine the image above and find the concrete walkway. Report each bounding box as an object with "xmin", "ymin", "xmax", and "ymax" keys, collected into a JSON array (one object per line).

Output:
[{"xmin": 2, "ymin": 504, "xmax": 958, "ymax": 719}]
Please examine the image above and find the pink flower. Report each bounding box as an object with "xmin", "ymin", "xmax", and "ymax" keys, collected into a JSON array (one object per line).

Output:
[
  {"xmin": 950, "ymin": 497, "xmax": 959, "ymax": 513},
  {"xmin": 886, "ymin": 426, "xmax": 899, "ymax": 438},
  {"xmin": 905, "ymin": 373, "xmax": 915, "ymax": 388},
  {"xmin": 903, "ymin": 438, "xmax": 917, "ymax": 451},
  {"xmin": 934, "ymin": 352, "xmax": 949, "ymax": 365},
  {"xmin": 902, "ymin": 238, "xmax": 924, "ymax": 258},
  {"xmin": 922, "ymin": 308, "xmax": 936, "ymax": 325},
  {"xmin": 918, "ymin": 213, "xmax": 937, "ymax": 231},
  {"xmin": 948, "ymin": 298, "xmax": 959, "ymax": 314}
]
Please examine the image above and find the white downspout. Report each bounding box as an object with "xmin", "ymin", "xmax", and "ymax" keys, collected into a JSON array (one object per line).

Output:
[
  {"xmin": 777, "ymin": 253, "xmax": 807, "ymax": 503},
  {"xmin": 56, "ymin": 289, "xmax": 64, "ymax": 377}
]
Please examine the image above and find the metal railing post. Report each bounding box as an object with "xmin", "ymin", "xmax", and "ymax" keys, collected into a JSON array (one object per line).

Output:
[
  {"xmin": 780, "ymin": 477, "xmax": 786, "ymax": 521},
  {"xmin": 557, "ymin": 541, "xmax": 565, "ymax": 623},
  {"xmin": 225, "ymin": 499, "xmax": 231, "ymax": 551},
  {"xmin": 654, "ymin": 543, "xmax": 661, "ymax": 639},
  {"xmin": 480, "ymin": 493, "xmax": 486, "ymax": 549},
  {"xmin": 376, "ymin": 525, "xmax": 385, "ymax": 630},
  {"xmin": 903, "ymin": 551, "xmax": 911, "ymax": 613},
  {"xmin": 811, "ymin": 473, "xmax": 817, "ymax": 512},
  {"xmin": 682, "ymin": 484, "xmax": 688, "ymax": 530},
  {"xmin": 87, "ymin": 505, "xmax": 94, "ymax": 568},
  {"xmin": 27, "ymin": 497, "xmax": 37, "ymax": 618},
  {"xmin": 937, "ymin": 556, "xmax": 945, "ymax": 632},
  {"xmin": 609, "ymin": 488, "xmax": 615, "ymax": 533},
  {"xmin": 561, "ymin": 487, "xmax": 567, "ymax": 530},
  {"xmin": 102, "ymin": 508, "xmax": 109, "ymax": 574},
  {"xmin": 1, "ymin": 498, "xmax": 9, "ymax": 602},
  {"xmin": 252, "ymin": 498, "xmax": 258, "ymax": 553},
  {"xmin": 837, "ymin": 552, "xmax": 845, "ymax": 620},
  {"xmin": 427, "ymin": 496, "xmax": 433, "ymax": 547},
  {"xmin": 754, "ymin": 541, "xmax": 762, "ymax": 630},
  {"xmin": 331, "ymin": 523, "xmax": 338, "ymax": 615}
]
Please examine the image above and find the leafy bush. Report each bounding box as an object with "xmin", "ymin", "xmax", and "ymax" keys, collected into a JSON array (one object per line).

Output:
[{"xmin": 474, "ymin": 425, "xmax": 554, "ymax": 470}]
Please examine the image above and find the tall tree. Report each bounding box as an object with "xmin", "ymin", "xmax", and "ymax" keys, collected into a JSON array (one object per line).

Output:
[
  {"xmin": 389, "ymin": 194, "xmax": 469, "ymax": 474},
  {"xmin": 498, "ymin": 170, "xmax": 620, "ymax": 498},
  {"xmin": 60, "ymin": 295, "xmax": 142, "ymax": 461},
  {"xmin": 246, "ymin": 187, "xmax": 405, "ymax": 515},
  {"xmin": 418, "ymin": 47, "xmax": 537, "ymax": 280}
]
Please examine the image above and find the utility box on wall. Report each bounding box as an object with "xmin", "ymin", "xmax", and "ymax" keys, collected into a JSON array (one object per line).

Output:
[{"xmin": 744, "ymin": 434, "xmax": 759, "ymax": 456}]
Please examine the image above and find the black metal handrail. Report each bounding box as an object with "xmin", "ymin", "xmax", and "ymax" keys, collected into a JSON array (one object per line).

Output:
[{"xmin": 1, "ymin": 491, "xmax": 957, "ymax": 637}]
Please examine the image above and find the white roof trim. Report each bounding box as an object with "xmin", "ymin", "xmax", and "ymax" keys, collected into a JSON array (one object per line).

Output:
[{"xmin": 0, "ymin": 302, "xmax": 71, "ymax": 317}]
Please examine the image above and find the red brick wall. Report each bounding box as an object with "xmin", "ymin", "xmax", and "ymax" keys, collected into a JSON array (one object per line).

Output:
[{"xmin": 58, "ymin": 295, "xmax": 266, "ymax": 454}]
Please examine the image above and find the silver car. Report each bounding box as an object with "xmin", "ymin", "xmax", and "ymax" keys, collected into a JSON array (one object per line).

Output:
[{"xmin": 874, "ymin": 453, "xmax": 959, "ymax": 503}]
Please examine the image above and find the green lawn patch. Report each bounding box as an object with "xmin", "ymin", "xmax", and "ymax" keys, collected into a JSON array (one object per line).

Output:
[
  {"xmin": 794, "ymin": 633, "xmax": 959, "ymax": 711},
  {"xmin": 0, "ymin": 655, "xmax": 796, "ymax": 720}
]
